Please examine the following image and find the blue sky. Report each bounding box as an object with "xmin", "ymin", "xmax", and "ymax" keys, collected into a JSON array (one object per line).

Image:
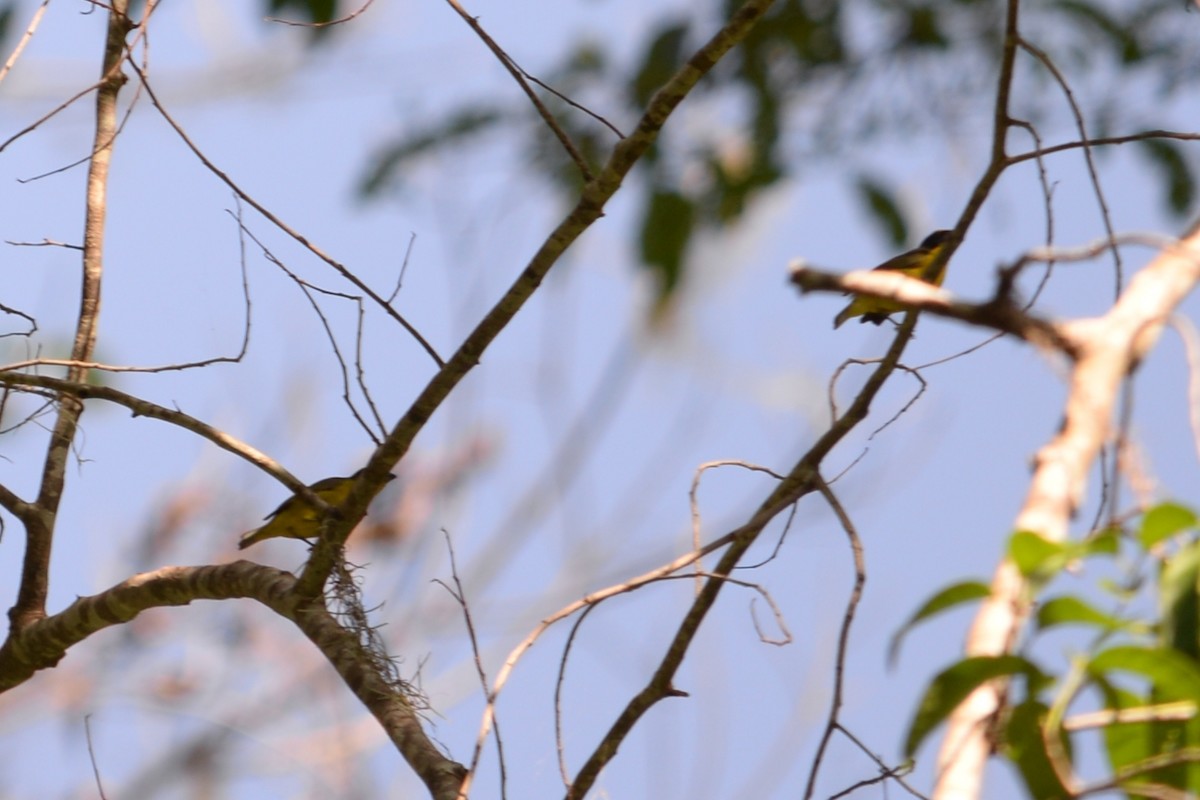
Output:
[{"xmin": 1, "ymin": 1, "xmax": 1198, "ymax": 797}]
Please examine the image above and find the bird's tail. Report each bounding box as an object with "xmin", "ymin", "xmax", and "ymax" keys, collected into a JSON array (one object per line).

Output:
[{"xmin": 237, "ymin": 527, "xmax": 267, "ymax": 550}]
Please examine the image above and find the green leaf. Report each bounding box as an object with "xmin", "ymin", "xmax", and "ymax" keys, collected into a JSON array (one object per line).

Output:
[
  {"xmin": 1093, "ymin": 672, "xmax": 1200, "ymax": 792},
  {"xmin": 888, "ymin": 581, "xmax": 990, "ymax": 667},
  {"xmin": 1010, "ymin": 530, "xmax": 1068, "ymax": 581},
  {"xmin": 1089, "ymin": 646, "xmax": 1200, "ymax": 703},
  {"xmin": 1140, "ymin": 502, "xmax": 1199, "ymax": 549},
  {"xmin": 1096, "ymin": 681, "xmax": 1155, "ymax": 784},
  {"xmin": 1036, "ymin": 595, "xmax": 1131, "ymax": 633},
  {"xmin": 855, "ymin": 177, "xmax": 907, "ymax": 247},
  {"xmin": 905, "ymin": 655, "xmax": 1044, "ymax": 759},
  {"xmin": 1084, "ymin": 527, "xmax": 1122, "ymax": 557},
  {"xmin": 1002, "ymin": 700, "xmax": 1072, "ymax": 800},
  {"xmin": 639, "ymin": 189, "xmax": 695, "ymax": 300},
  {"xmin": 1161, "ymin": 540, "xmax": 1200, "ymax": 659}
]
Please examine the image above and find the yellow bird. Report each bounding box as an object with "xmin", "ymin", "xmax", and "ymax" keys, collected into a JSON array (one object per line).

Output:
[
  {"xmin": 833, "ymin": 230, "xmax": 954, "ymax": 329},
  {"xmin": 237, "ymin": 468, "xmax": 396, "ymax": 550}
]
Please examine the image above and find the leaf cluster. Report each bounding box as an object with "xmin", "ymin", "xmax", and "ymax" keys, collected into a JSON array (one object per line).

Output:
[{"xmin": 898, "ymin": 503, "xmax": 1200, "ymax": 798}]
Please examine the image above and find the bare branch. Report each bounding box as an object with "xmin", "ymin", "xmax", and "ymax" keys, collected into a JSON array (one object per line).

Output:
[
  {"xmin": 83, "ymin": 715, "xmax": 110, "ymax": 800},
  {"xmin": 0, "ymin": 371, "xmax": 317, "ymax": 501},
  {"xmin": 0, "ymin": 562, "xmax": 468, "ymax": 800},
  {"xmin": 788, "ymin": 262, "xmax": 1074, "ymax": 355},
  {"xmin": 804, "ymin": 476, "xmax": 867, "ymax": 799},
  {"xmin": 1064, "ymin": 702, "xmax": 1197, "ymax": 732},
  {"xmin": 567, "ymin": 289, "xmax": 931, "ymax": 797},
  {"xmin": 0, "ymin": 482, "xmax": 36, "ymax": 524},
  {"xmin": 434, "ymin": 531, "xmax": 508, "ymax": 800},
  {"xmin": 297, "ymin": 0, "xmax": 789, "ymax": 601},
  {"xmin": 8, "ymin": 1, "xmax": 133, "ymax": 635},
  {"xmin": 0, "ymin": 301, "xmax": 37, "ymax": 339},
  {"xmin": 1007, "ymin": 129, "xmax": 1200, "ymax": 166},
  {"xmin": 0, "ymin": 0, "xmax": 51, "ymax": 87}
]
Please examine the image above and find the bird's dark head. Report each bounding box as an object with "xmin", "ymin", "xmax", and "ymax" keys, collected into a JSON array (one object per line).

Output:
[{"xmin": 921, "ymin": 230, "xmax": 954, "ymax": 249}]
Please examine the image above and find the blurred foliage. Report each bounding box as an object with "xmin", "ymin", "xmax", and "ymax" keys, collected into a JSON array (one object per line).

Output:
[
  {"xmin": 0, "ymin": 2, "xmax": 12, "ymax": 46},
  {"xmin": 856, "ymin": 177, "xmax": 909, "ymax": 247},
  {"xmin": 353, "ymin": 0, "xmax": 1200, "ymax": 306},
  {"xmin": 640, "ymin": 190, "xmax": 695, "ymax": 301},
  {"xmin": 1139, "ymin": 139, "xmax": 1197, "ymax": 217},
  {"xmin": 900, "ymin": 503, "xmax": 1200, "ymax": 799},
  {"xmin": 266, "ymin": 0, "xmax": 338, "ymax": 26}
]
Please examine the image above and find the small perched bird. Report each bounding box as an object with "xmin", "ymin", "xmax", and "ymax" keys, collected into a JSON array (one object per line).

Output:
[
  {"xmin": 237, "ymin": 468, "xmax": 396, "ymax": 550},
  {"xmin": 833, "ymin": 230, "xmax": 955, "ymax": 329}
]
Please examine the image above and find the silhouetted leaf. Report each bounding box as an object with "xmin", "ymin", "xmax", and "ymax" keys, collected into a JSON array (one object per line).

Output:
[
  {"xmin": 1139, "ymin": 139, "xmax": 1196, "ymax": 217},
  {"xmin": 640, "ymin": 190, "xmax": 694, "ymax": 299},
  {"xmin": 905, "ymin": 655, "xmax": 1045, "ymax": 759},
  {"xmin": 1161, "ymin": 539, "xmax": 1200, "ymax": 659},
  {"xmin": 359, "ymin": 109, "xmax": 506, "ymax": 197},
  {"xmin": 267, "ymin": 0, "xmax": 338, "ymax": 27},
  {"xmin": 888, "ymin": 580, "xmax": 990, "ymax": 667},
  {"xmin": 1051, "ymin": 1, "xmax": 1142, "ymax": 63},
  {"xmin": 900, "ymin": 5, "xmax": 950, "ymax": 49},
  {"xmin": 856, "ymin": 177, "xmax": 907, "ymax": 246},
  {"xmin": 0, "ymin": 3, "xmax": 13, "ymax": 46}
]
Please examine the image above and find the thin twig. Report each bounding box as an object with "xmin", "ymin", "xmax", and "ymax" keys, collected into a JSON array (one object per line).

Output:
[
  {"xmin": 443, "ymin": 0, "xmax": 596, "ymax": 181},
  {"xmin": 1007, "ymin": 129, "xmax": 1200, "ymax": 166},
  {"xmin": 126, "ymin": 61, "xmax": 446, "ymax": 368},
  {"xmin": 388, "ymin": 232, "xmax": 418, "ymax": 304},
  {"xmin": 83, "ymin": 714, "xmax": 109, "ymax": 800},
  {"xmin": 1017, "ymin": 38, "xmax": 1121, "ymax": 297},
  {"xmin": 234, "ymin": 219, "xmax": 386, "ymax": 443},
  {"xmin": 554, "ymin": 604, "xmax": 597, "ymax": 791},
  {"xmin": 834, "ymin": 725, "xmax": 928, "ymax": 799},
  {"xmin": 0, "ymin": 0, "xmax": 52, "ymax": 87},
  {"xmin": 569, "ymin": 307, "xmax": 928, "ymax": 797},
  {"xmin": 689, "ymin": 460, "xmax": 785, "ymax": 592},
  {"xmin": 9, "ymin": 1, "xmax": 133, "ymax": 634},
  {"xmin": 265, "ymin": 0, "xmax": 375, "ymax": 28},
  {"xmin": 434, "ymin": 530, "xmax": 506, "ymax": 800},
  {"xmin": 803, "ymin": 475, "xmax": 866, "ymax": 799},
  {"xmin": 0, "ymin": 371, "xmax": 319, "ymax": 502}
]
